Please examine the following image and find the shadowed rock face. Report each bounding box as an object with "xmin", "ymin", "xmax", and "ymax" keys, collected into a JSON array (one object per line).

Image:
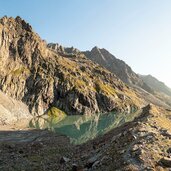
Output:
[
  {"xmin": 0, "ymin": 16, "xmax": 142, "ymax": 116},
  {"xmin": 83, "ymin": 47, "xmax": 153, "ymax": 93}
]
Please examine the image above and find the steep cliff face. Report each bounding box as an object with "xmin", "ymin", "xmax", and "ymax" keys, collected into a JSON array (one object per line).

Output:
[
  {"xmin": 0, "ymin": 16, "xmax": 51, "ymax": 115},
  {"xmin": 0, "ymin": 16, "xmax": 142, "ymax": 116},
  {"xmin": 83, "ymin": 47, "xmax": 153, "ymax": 93}
]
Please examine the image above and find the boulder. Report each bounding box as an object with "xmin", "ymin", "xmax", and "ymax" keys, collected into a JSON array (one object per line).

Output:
[{"xmin": 160, "ymin": 157, "xmax": 171, "ymax": 167}]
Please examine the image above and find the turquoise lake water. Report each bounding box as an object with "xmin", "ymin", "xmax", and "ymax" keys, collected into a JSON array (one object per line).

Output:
[{"xmin": 29, "ymin": 110, "xmax": 140, "ymax": 144}]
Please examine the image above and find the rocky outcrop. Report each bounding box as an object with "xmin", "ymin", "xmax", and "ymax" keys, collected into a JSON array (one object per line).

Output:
[
  {"xmin": 48, "ymin": 43, "xmax": 80, "ymax": 56},
  {"xmin": 0, "ymin": 16, "xmax": 142, "ymax": 116}
]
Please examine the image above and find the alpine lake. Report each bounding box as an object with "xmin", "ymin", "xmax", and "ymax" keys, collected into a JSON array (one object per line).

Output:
[{"xmin": 29, "ymin": 107, "xmax": 141, "ymax": 145}]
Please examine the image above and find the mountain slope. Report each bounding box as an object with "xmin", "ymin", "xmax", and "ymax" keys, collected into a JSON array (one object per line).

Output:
[
  {"xmin": 140, "ymin": 74, "xmax": 171, "ymax": 106},
  {"xmin": 82, "ymin": 47, "xmax": 171, "ymax": 109},
  {"xmin": 48, "ymin": 44, "xmax": 170, "ymax": 109},
  {"xmin": 140, "ymin": 74, "xmax": 171, "ymax": 97},
  {"xmin": 0, "ymin": 16, "xmax": 143, "ymax": 117},
  {"xmin": 83, "ymin": 47, "xmax": 153, "ymax": 93}
]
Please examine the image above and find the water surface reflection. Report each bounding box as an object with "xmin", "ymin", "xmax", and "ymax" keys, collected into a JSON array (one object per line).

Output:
[{"xmin": 29, "ymin": 110, "xmax": 140, "ymax": 144}]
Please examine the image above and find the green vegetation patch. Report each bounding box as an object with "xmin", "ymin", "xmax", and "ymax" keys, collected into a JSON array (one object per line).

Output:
[
  {"xmin": 95, "ymin": 80, "xmax": 117, "ymax": 96},
  {"xmin": 75, "ymin": 79, "xmax": 86, "ymax": 88},
  {"xmin": 47, "ymin": 107, "xmax": 66, "ymax": 120},
  {"xmin": 10, "ymin": 66, "xmax": 30, "ymax": 76}
]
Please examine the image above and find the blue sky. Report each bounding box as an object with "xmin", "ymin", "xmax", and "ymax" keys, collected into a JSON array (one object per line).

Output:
[{"xmin": 0, "ymin": 0, "xmax": 171, "ymax": 87}]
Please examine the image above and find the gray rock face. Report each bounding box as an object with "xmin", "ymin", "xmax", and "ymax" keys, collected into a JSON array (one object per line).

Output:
[
  {"xmin": 0, "ymin": 91, "xmax": 31, "ymax": 125},
  {"xmin": 83, "ymin": 47, "xmax": 153, "ymax": 93},
  {"xmin": 160, "ymin": 157, "xmax": 171, "ymax": 167},
  {"xmin": 48, "ymin": 43, "xmax": 80, "ymax": 55},
  {"xmin": 0, "ymin": 16, "xmax": 141, "ymax": 116}
]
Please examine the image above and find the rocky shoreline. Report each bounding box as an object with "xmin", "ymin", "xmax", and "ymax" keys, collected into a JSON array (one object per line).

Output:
[{"xmin": 0, "ymin": 104, "xmax": 171, "ymax": 171}]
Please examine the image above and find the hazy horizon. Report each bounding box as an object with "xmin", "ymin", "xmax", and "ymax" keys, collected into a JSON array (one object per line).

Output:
[{"xmin": 0, "ymin": 0, "xmax": 171, "ymax": 87}]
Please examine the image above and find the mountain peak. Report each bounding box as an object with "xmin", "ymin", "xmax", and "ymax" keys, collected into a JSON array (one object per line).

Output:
[
  {"xmin": 0, "ymin": 16, "xmax": 32, "ymax": 32},
  {"xmin": 0, "ymin": 16, "xmax": 48, "ymax": 70},
  {"xmin": 83, "ymin": 47, "xmax": 154, "ymax": 94},
  {"xmin": 91, "ymin": 46, "xmax": 100, "ymax": 51},
  {"xmin": 91, "ymin": 46, "xmax": 106, "ymax": 54}
]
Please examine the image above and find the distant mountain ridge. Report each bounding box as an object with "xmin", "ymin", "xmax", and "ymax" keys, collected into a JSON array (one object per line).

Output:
[
  {"xmin": 48, "ymin": 43, "xmax": 171, "ymax": 109},
  {"xmin": 82, "ymin": 46, "xmax": 171, "ymax": 108},
  {"xmin": 140, "ymin": 74, "xmax": 171, "ymax": 97},
  {"xmin": 83, "ymin": 47, "xmax": 153, "ymax": 93},
  {"xmin": 139, "ymin": 74, "xmax": 171, "ymax": 106}
]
